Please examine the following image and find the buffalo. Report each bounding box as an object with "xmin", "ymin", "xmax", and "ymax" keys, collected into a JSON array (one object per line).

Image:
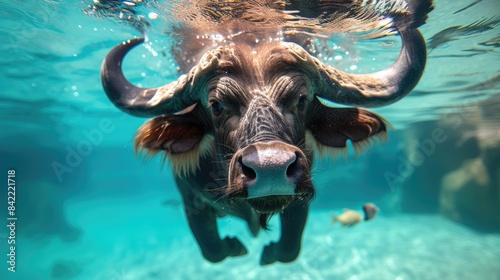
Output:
[{"xmin": 100, "ymin": 0, "xmax": 432, "ymax": 265}]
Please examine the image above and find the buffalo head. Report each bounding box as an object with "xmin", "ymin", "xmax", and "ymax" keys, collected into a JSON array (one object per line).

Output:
[{"xmin": 101, "ymin": 23, "xmax": 426, "ymax": 215}]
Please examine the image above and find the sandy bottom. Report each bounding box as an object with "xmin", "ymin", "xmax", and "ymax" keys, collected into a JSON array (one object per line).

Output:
[{"xmin": 5, "ymin": 193, "xmax": 500, "ymax": 280}]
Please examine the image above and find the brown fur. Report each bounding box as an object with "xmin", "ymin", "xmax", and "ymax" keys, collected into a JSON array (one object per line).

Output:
[{"xmin": 134, "ymin": 116, "xmax": 214, "ymax": 177}]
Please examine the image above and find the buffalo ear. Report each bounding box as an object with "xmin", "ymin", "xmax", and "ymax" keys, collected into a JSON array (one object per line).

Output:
[
  {"xmin": 306, "ymin": 99, "xmax": 389, "ymax": 158},
  {"xmin": 135, "ymin": 109, "xmax": 213, "ymax": 177}
]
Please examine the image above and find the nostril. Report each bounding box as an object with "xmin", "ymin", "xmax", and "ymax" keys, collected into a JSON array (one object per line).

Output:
[
  {"xmin": 239, "ymin": 156, "xmax": 257, "ymax": 180},
  {"xmin": 286, "ymin": 152, "xmax": 301, "ymax": 179}
]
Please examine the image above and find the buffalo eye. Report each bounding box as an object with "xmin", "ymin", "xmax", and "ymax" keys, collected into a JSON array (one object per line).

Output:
[
  {"xmin": 297, "ymin": 96, "xmax": 307, "ymax": 111},
  {"xmin": 211, "ymin": 101, "xmax": 224, "ymax": 116}
]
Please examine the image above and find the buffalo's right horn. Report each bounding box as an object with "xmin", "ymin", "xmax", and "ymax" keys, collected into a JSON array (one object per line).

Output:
[{"xmin": 101, "ymin": 38, "xmax": 212, "ymax": 117}]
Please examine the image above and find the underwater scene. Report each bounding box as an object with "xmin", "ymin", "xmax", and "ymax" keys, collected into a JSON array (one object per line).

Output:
[{"xmin": 1, "ymin": 0, "xmax": 499, "ymax": 279}]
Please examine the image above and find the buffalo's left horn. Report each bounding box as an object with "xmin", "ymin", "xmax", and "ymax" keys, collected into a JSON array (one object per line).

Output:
[
  {"xmin": 316, "ymin": 27, "xmax": 427, "ymax": 108},
  {"xmin": 101, "ymin": 38, "xmax": 202, "ymax": 117}
]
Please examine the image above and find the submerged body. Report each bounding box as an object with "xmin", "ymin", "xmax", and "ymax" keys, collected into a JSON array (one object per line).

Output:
[{"xmin": 100, "ymin": 1, "xmax": 432, "ymax": 265}]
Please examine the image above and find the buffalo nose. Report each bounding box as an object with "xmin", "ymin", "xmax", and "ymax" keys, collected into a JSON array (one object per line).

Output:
[{"xmin": 238, "ymin": 148, "xmax": 303, "ymax": 198}]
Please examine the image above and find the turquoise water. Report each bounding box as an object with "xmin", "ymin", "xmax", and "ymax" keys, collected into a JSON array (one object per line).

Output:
[{"xmin": 1, "ymin": 0, "xmax": 499, "ymax": 279}]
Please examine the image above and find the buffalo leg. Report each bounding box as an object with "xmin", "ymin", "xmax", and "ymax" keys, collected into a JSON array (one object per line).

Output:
[
  {"xmin": 181, "ymin": 190, "xmax": 248, "ymax": 262},
  {"xmin": 260, "ymin": 199, "xmax": 309, "ymax": 265}
]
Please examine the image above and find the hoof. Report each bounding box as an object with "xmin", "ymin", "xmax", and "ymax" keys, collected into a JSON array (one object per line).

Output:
[
  {"xmin": 260, "ymin": 242, "xmax": 277, "ymax": 265},
  {"xmin": 225, "ymin": 237, "xmax": 248, "ymax": 257},
  {"xmin": 260, "ymin": 241, "xmax": 300, "ymax": 265}
]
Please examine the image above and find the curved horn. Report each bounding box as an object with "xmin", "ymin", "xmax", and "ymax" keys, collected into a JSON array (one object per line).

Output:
[
  {"xmin": 101, "ymin": 38, "xmax": 199, "ymax": 117},
  {"xmin": 317, "ymin": 27, "xmax": 427, "ymax": 108}
]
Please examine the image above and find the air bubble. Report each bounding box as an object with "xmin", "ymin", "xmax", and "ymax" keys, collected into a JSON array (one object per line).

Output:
[{"xmin": 148, "ymin": 12, "xmax": 158, "ymax": 20}]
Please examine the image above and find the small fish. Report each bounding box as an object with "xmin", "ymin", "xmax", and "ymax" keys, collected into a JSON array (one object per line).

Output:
[
  {"xmin": 332, "ymin": 203, "xmax": 379, "ymax": 227},
  {"xmin": 332, "ymin": 209, "xmax": 363, "ymax": 227},
  {"xmin": 363, "ymin": 203, "xmax": 379, "ymax": 221}
]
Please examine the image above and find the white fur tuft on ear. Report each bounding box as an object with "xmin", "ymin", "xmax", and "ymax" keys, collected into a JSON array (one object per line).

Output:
[
  {"xmin": 167, "ymin": 133, "xmax": 214, "ymax": 177},
  {"xmin": 305, "ymin": 131, "xmax": 348, "ymax": 161},
  {"xmin": 136, "ymin": 133, "xmax": 214, "ymax": 178},
  {"xmin": 305, "ymin": 130, "xmax": 389, "ymax": 160},
  {"xmin": 351, "ymin": 131, "xmax": 388, "ymax": 157}
]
